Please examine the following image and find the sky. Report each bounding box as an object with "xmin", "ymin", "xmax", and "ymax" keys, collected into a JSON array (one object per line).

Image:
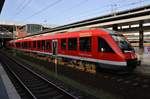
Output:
[{"xmin": 0, "ymin": 0, "xmax": 150, "ymax": 26}]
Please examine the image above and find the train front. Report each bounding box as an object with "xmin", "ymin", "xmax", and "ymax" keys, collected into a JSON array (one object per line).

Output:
[{"xmin": 111, "ymin": 34, "xmax": 139, "ymax": 71}]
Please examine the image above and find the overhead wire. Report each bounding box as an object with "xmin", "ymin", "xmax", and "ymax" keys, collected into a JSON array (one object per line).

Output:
[
  {"xmin": 12, "ymin": 0, "xmax": 150, "ymax": 24},
  {"xmin": 64, "ymin": 0, "xmax": 150, "ymax": 23},
  {"xmin": 24, "ymin": 0, "xmax": 89, "ymax": 23},
  {"xmin": 15, "ymin": 0, "xmax": 121, "ymax": 23},
  {"xmin": 43, "ymin": 0, "xmax": 90, "ymax": 23},
  {"xmin": 111, "ymin": 0, "xmax": 149, "ymax": 13},
  {"xmin": 64, "ymin": 0, "xmax": 89, "ymax": 11},
  {"xmin": 15, "ymin": 0, "xmax": 27, "ymax": 11},
  {"xmin": 23, "ymin": 0, "xmax": 63, "ymax": 21},
  {"xmin": 13, "ymin": 0, "xmax": 33, "ymax": 19},
  {"xmin": 51, "ymin": 0, "xmax": 130, "ymax": 23}
]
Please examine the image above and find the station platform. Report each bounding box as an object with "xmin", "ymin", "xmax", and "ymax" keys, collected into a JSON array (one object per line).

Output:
[
  {"xmin": 0, "ymin": 63, "xmax": 21, "ymax": 99},
  {"xmin": 135, "ymin": 53, "xmax": 150, "ymax": 75}
]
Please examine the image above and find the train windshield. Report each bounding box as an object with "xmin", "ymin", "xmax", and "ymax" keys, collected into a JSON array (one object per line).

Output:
[{"xmin": 111, "ymin": 34, "xmax": 134, "ymax": 52}]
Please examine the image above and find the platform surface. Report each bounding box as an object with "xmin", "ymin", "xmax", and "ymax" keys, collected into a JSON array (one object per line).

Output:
[
  {"xmin": 135, "ymin": 52, "xmax": 150, "ymax": 74},
  {"xmin": 0, "ymin": 63, "xmax": 21, "ymax": 99},
  {"xmin": 0, "ymin": 76, "xmax": 9, "ymax": 99}
]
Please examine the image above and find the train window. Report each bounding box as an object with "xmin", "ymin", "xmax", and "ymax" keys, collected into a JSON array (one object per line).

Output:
[
  {"xmin": 45, "ymin": 40, "xmax": 51, "ymax": 50},
  {"xmin": 16, "ymin": 43, "xmax": 18, "ymax": 47},
  {"xmin": 80, "ymin": 37, "xmax": 91, "ymax": 52},
  {"xmin": 33, "ymin": 41, "xmax": 36, "ymax": 48},
  {"xmin": 26, "ymin": 42, "xmax": 27, "ymax": 48},
  {"xmin": 16, "ymin": 42, "xmax": 20, "ymax": 48},
  {"xmin": 20, "ymin": 42, "xmax": 22, "ymax": 48},
  {"xmin": 23, "ymin": 42, "xmax": 25, "ymax": 48},
  {"xmin": 22, "ymin": 42, "xmax": 24, "ymax": 48},
  {"xmin": 25, "ymin": 42, "xmax": 27, "ymax": 49},
  {"xmin": 68, "ymin": 38, "xmax": 77, "ymax": 50},
  {"xmin": 41, "ymin": 40, "xmax": 45, "ymax": 50},
  {"xmin": 21, "ymin": 42, "xmax": 23, "ymax": 48},
  {"xmin": 28, "ymin": 42, "xmax": 31, "ymax": 48},
  {"xmin": 15, "ymin": 43, "xmax": 17, "ymax": 47},
  {"xmin": 26, "ymin": 42, "xmax": 28, "ymax": 48},
  {"xmin": 98, "ymin": 37, "xmax": 114, "ymax": 52},
  {"xmin": 61, "ymin": 39, "xmax": 66, "ymax": 50},
  {"xmin": 19, "ymin": 43, "xmax": 21, "ymax": 48},
  {"xmin": 37, "ymin": 41, "xmax": 41, "ymax": 49}
]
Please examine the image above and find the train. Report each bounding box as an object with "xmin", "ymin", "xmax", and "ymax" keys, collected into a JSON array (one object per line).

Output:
[{"xmin": 8, "ymin": 28, "xmax": 138, "ymax": 73}]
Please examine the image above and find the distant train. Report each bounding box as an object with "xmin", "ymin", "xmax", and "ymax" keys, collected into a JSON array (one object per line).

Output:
[{"xmin": 8, "ymin": 28, "xmax": 138, "ymax": 72}]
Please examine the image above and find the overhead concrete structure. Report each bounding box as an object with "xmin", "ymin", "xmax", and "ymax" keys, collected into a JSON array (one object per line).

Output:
[
  {"xmin": 0, "ymin": 0, "xmax": 5, "ymax": 14},
  {"xmin": 0, "ymin": 20, "xmax": 56, "ymax": 38},
  {"xmin": 0, "ymin": 20, "xmax": 55, "ymax": 47},
  {"xmin": 37, "ymin": 4, "xmax": 150, "ymax": 31}
]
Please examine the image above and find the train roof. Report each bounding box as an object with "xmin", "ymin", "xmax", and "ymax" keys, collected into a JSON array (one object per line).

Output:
[
  {"xmin": 11, "ymin": 28, "xmax": 121, "ymax": 42},
  {"xmin": 26, "ymin": 29, "xmax": 108, "ymax": 41}
]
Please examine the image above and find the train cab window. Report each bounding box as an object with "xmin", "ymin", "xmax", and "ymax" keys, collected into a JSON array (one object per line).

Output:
[
  {"xmin": 33, "ymin": 41, "xmax": 36, "ymax": 48},
  {"xmin": 98, "ymin": 37, "xmax": 114, "ymax": 53},
  {"xmin": 41, "ymin": 40, "xmax": 45, "ymax": 50},
  {"xmin": 61, "ymin": 39, "xmax": 66, "ymax": 50},
  {"xmin": 37, "ymin": 41, "xmax": 41, "ymax": 49},
  {"xmin": 45, "ymin": 40, "xmax": 51, "ymax": 50},
  {"xmin": 80, "ymin": 37, "xmax": 91, "ymax": 52},
  {"xmin": 68, "ymin": 38, "xmax": 77, "ymax": 50}
]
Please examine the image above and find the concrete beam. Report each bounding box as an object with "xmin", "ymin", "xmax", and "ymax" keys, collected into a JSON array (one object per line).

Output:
[
  {"xmin": 84, "ymin": 15, "xmax": 150, "ymax": 28},
  {"xmin": 113, "ymin": 24, "xmax": 118, "ymax": 31},
  {"xmin": 117, "ymin": 25, "xmax": 150, "ymax": 32}
]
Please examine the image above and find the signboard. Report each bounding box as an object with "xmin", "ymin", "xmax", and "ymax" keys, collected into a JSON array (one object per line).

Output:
[
  {"xmin": 144, "ymin": 46, "xmax": 150, "ymax": 54},
  {"xmin": 26, "ymin": 24, "xmax": 42, "ymax": 34}
]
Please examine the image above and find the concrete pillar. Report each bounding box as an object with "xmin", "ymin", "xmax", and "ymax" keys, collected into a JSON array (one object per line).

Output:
[
  {"xmin": 113, "ymin": 24, "xmax": 118, "ymax": 31},
  {"xmin": 129, "ymin": 25, "xmax": 131, "ymax": 28},
  {"xmin": 120, "ymin": 26, "xmax": 122, "ymax": 30},
  {"xmin": 139, "ymin": 22, "xmax": 144, "ymax": 49}
]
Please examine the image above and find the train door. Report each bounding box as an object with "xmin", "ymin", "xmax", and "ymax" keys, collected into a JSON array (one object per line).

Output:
[
  {"xmin": 97, "ymin": 37, "xmax": 115, "ymax": 67},
  {"xmin": 52, "ymin": 40, "xmax": 58, "ymax": 55}
]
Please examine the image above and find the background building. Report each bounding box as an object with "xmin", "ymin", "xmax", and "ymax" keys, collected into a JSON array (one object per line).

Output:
[{"xmin": 16, "ymin": 24, "xmax": 53, "ymax": 38}]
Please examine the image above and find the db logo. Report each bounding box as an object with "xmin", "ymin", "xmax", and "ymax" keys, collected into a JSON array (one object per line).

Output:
[
  {"xmin": 147, "ymin": 47, "xmax": 150, "ymax": 52},
  {"xmin": 145, "ymin": 46, "xmax": 150, "ymax": 54}
]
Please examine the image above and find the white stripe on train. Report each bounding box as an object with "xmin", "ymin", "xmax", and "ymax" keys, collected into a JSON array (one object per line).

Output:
[
  {"xmin": 58, "ymin": 54, "xmax": 127, "ymax": 66},
  {"xmin": 16, "ymin": 48, "xmax": 127, "ymax": 66}
]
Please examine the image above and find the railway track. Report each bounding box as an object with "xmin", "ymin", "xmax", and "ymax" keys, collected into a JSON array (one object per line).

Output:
[
  {"xmin": 15, "ymin": 51, "xmax": 150, "ymax": 99},
  {"xmin": 0, "ymin": 52, "xmax": 78, "ymax": 99}
]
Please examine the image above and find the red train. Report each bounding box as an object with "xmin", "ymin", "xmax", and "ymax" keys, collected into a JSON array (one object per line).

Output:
[{"xmin": 8, "ymin": 28, "xmax": 138, "ymax": 72}]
